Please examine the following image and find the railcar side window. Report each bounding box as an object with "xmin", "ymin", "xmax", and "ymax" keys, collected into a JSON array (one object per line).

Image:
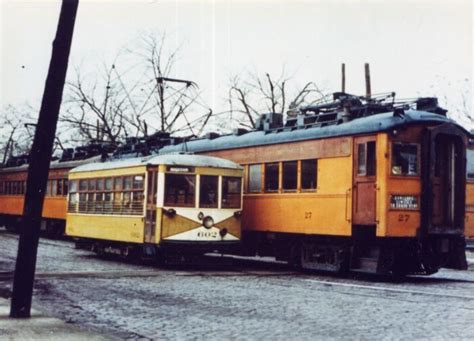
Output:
[
  {"xmin": 467, "ymin": 149, "xmax": 474, "ymax": 180},
  {"xmin": 69, "ymin": 181, "xmax": 77, "ymax": 191},
  {"xmin": 133, "ymin": 175, "xmax": 144, "ymax": 190},
  {"xmin": 67, "ymin": 180, "xmax": 78, "ymax": 212},
  {"xmin": 392, "ymin": 143, "xmax": 419, "ymax": 176},
  {"xmin": 248, "ymin": 164, "xmax": 262, "ymax": 193},
  {"xmin": 88, "ymin": 179, "xmax": 96, "ymax": 191},
  {"xmin": 301, "ymin": 159, "xmax": 318, "ymax": 190},
  {"xmin": 357, "ymin": 144, "xmax": 366, "ymax": 175},
  {"xmin": 79, "ymin": 180, "xmax": 87, "ymax": 191},
  {"xmin": 97, "ymin": 179, "xmax": 104, "ymax": 191},
  {"xmin": 164, "ymin": 174, "xmax": 196, "ymax": 207},
  {"xmin": 104, "ymin": 192, "xmax": 112, "ymax": 213},
  {"xmin": 46, "ymin": 180, "xmax": 52, "ymax": 196},
  {"xmin": 265, "ymin": 163, "xmax": 279, "ymax": 192},
  {"xmin": 56, "ymin": 179, "xmax": 63, "ymax": 195},
  {"xmin": 199, "ymin": 175, "xmax": 218, "ymax": 208},
  {"xmin": 78, "ymin": 193, "xmax": 86, "ymax": 212},
  {"xmin": 282, "ymin": 161, "xmax": 297, "ymax": 191},
  {"xmin": 114, "ymin": 177, "xmax": 122, "ymax": 190},
  {"xmin": 124, "ymin": 176, "xmax": 132, "ymax": 190},
  {"xmin": 71, "ymin": 175, "xmax": 144, "ymax": 215},
  {"xmin": 357, "ymin": 141, "xmax": 376, "ymax": 176},
  {"xmin": 105, "ymin": 178, "xmax": 113, "ymax": 191},
  {"xmin": 366, "ymin": 142, "xmax": 376, "ymax": 176},
  {"xmin": 222, "ymin": 177, "xmax": 242, "ymax": 208},
  {"xmin": 63, "ymin": 179, "xmax": 69, "ymax": 195}
]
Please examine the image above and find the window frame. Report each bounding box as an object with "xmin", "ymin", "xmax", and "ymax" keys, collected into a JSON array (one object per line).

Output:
[
  {"xmin": 466, "ymin": 148, "xmax": 474, "ymax": 182},
  {"xmin": 264, "ymin": 162, "xmax": 279, "ymax": 193},
  {"xmin": 71, "ymin": 174, "xmax": 145, "ymax": 216},
  {"xmin": 390, "ymin": 142, "xmax": 420, "ymax": 177},
  {"xmin": 301, "ymin": 159, "xmax": 318, "ymax": 192},
  {"xmin": 164, "ymin": 173, "xmax": 197, "ymax": 208},
  {"xmin": 248, "ymin": 164, "xmax": 263, "ymax": 193},
  {"xmin": 282, "ymin": 160, "xmax": 298, "ymax": 192},
  {"xmin": 199, "ymin": 175, "xmax": 219, "ymax": 209}
]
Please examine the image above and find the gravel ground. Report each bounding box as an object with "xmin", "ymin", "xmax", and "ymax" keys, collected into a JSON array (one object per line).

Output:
[{"xmin": 0, "ymin": 229, "xmax": 473, "ymax": 340}]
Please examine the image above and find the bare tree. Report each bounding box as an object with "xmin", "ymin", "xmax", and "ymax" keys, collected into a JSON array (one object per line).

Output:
[
  {"xmin": 0, "ymin": 105, "xmax": 36, "ymax": 164},
  {"xmin": 227, "ymin": 68, "xmax": 325, "ymax": 129},
  {"xmin": 430, "ymin": 77, "xmax": 473, "ymax": 131},
  {"xmin": 63, "ymin": 32, "xmax": 212, "ymax": 144},
  {"xmin": 63, "ymin": 61, "xmax": 132, "ymax": 144}
]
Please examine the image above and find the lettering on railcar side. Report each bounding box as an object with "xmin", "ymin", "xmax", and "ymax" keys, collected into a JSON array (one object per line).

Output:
[{"xmin": 398, "ymin": 214, "xmax": 410, "ymax": 222}]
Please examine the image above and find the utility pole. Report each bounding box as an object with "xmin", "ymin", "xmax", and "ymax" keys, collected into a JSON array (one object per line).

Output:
[
  {"xmin": 341, "ymin": 63, "xmax": 346, "ymax": 93},
  {"xmin": 365, "ymin": 63, "xmax": 371, "ymax": 98},
  {"xmin": 10, "ymin": 0, "xmax": 78, "ymax": 318}
]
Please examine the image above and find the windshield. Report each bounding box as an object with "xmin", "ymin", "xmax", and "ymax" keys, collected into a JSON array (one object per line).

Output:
[
  {"xmin": 199, "ymin": 175, "xmax": 218, "ymax": 208},
  {"xmin": 164, "ymin": 174, "xmax": 196, "ymax": 207}
]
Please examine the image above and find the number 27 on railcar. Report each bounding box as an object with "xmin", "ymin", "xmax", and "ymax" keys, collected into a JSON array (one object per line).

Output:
[{"xmin": 65, "ymin": 154, "xmax": 243, "ymax": 259}]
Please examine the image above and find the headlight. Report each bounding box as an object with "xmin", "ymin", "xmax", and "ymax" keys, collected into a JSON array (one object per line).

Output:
[
  {"xmin": 390, "ymin": 195, "xmax": 418, "ymax": 210},
  {"xmin": 203, "ymin": 216, "xmax": 214, "ymax": 229}
]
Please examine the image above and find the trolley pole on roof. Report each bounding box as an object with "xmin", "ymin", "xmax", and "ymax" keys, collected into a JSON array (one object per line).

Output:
[
  {"xmin": 10, "ymin": 0, "xmax": 78, "ymax": 318},
  {"xmin": 341, "ymin": 63, "xmax": 346, "ymax": 93},
  {"xmin": 365, "ymin": 63, "xmax": 371, "ymax": 98}
]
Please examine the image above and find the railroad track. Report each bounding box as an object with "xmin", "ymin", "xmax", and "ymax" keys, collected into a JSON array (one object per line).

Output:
[
  {"xmin": 303, "ymin": 278, "xmax": 474, "ymax": 302},
  {"xmin": 0, "ymin": 267, "xmax": 297, "ymax": 282}
]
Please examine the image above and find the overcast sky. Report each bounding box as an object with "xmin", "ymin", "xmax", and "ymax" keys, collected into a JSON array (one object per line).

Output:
[{"xmin": 1, "ymin": 0, "xmax": 472, "ymax": 128}]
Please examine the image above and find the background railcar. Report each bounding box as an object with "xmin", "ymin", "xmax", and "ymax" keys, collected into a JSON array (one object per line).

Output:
[
  {"xmin": 159, "ymin": 93, "xmax": 470, "ymax": 275},
  {"xmin": 0, "ymin": 156, "xmax": 101, "ymax": 237},
  {"xmin": 65, "ymin": 154, "xmax": 243, "ymax": 259},
  {"xmin": 466, "ymin": 138, "xmax": 474, "ymax": 242}
]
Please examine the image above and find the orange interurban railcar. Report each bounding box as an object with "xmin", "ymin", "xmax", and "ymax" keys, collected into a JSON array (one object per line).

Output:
[
  {"xmin": 160, "ymin": 93, "xmax": 472, "ymax": 275},
  {"xmin": 0, "ymin": 155, "xmax": 101, "ymax": 237}
]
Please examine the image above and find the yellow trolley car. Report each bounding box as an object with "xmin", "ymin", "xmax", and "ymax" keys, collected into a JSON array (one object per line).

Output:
[{"xmin": 66, "ymin": 154, "xmax": 243, "ymax": 259}]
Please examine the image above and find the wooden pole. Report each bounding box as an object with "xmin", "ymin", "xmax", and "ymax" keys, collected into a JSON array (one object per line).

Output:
[
  {"xmin": 341, "ymin": 63, "xmax": 346, "ymax": 93},
  {"xmin": 365, "ymin": 63, "xmax": 371, "ymax": 98},
  {"xmin": 10, "ymin": 0, "xmax": 78, "ymax": 318}
]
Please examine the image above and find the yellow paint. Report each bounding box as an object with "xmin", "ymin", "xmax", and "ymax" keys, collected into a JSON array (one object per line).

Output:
[
  {"xmin": 0, "ymin": 196, "xmax": 23, "ymax": 215},
  {"xmin": 317, "ymin": 156, "xmax": 353, "ymax": 194},
  {"xmin": 466, "ymin": 182, "xmax": 474, "ymax": 238},
  {"xmin": 161, "ymin": 213, "xmax": 201, "ymax": 238},
  {"xmin": 381, "ymin": 133, "xmax": 421, "ymax": 237},
  {"xmin": 69, "ymin": 166, "xmax": 147, "ymax": 180},
  {"xmin": 154, "ymin": 208, "xmax": 163, "ymax": 244},
  {"xmin": 240, "ymin": 152, "xmax": 353, "ymax": 236},
  {"xmin": 158, "ymin": 164, "xmax": 242, "ymax": 177},
  {"xmin": 386, "ymin": 211, "xmax": 420, "ymax": 237},
  {"xmin": 243, "ymin": 194, "xmax": 350, "ymax": 236},
  {"xmin": 66, "ymin": 214, "xmax": 145, "ymax": 243},
  {"xmin": 0, "ymin": 196, "xmax": 67, "ymax": 220},
  {"xmin": 215, "ymin": 215, "xmax": 242, "ymax": 239}
]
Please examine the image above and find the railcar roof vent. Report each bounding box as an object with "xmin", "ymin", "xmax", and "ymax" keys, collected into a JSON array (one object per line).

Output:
[
  {"xmin": 415, "ymin": 97, "xmax": 447, "ymax": 116},
  {"xmin": 205, "ymin": 132, "xmax": 220, "ymax": 140},
  {"xmin": 256, "ymin": 113, "xmax": 284, "ymax": 131},
  {"xmin": 113, "ymin": 131, "xmax": 173, "ymax": 158},
  {"xmin": 233, "ymin": 128, "xmax": 249, "ymax": 136},
  {"xmin": 3, "ymin": 154, "xmax": 30, "ymax": 168}
]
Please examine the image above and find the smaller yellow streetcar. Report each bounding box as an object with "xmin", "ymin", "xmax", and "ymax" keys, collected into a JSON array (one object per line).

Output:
[{"xmin": 66, "ymin": 153, "xmax": 243, "ymax": 259}]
